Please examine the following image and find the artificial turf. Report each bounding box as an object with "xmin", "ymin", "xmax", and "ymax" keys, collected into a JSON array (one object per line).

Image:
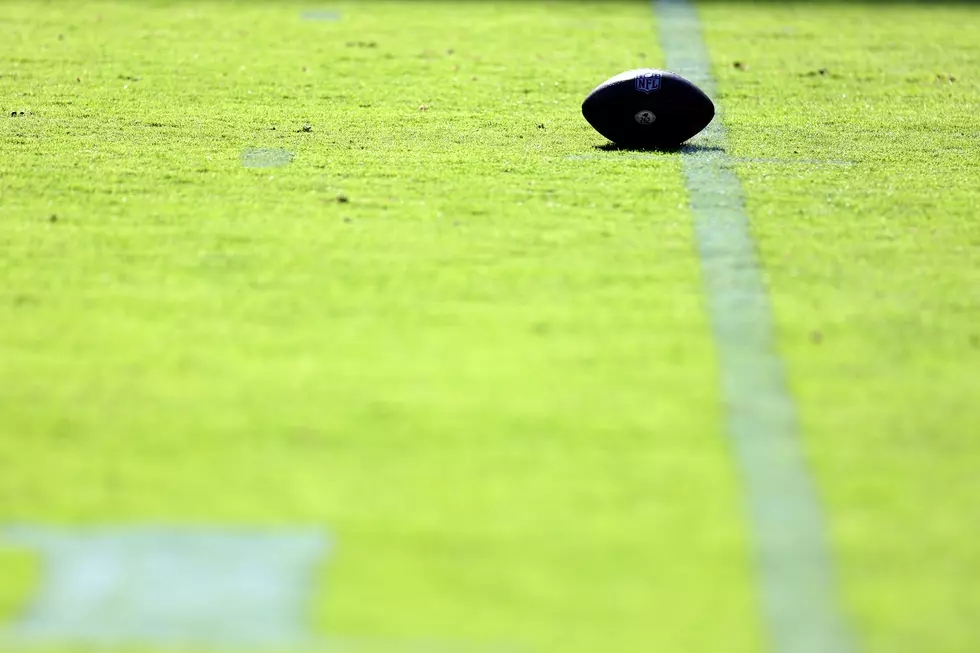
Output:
[{"xmin": 1, "ymin": 1, "xmax": 978, "ymax": 653}]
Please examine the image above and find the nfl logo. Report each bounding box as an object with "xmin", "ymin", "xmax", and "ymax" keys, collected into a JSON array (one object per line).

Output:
[{"xmin": 635, "ymin": 72, "xmax": 662, "ymax": 94}]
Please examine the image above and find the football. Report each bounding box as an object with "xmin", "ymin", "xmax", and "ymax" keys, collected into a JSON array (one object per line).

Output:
[{"xmin": 581, "ymin": 69, "xmax": 715, "ymax": 149}]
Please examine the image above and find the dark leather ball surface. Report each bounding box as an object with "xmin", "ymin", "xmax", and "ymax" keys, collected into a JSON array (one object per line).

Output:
[{"xmin": 582, "ymin": 69, "xmax": 715, "ymax": 148}]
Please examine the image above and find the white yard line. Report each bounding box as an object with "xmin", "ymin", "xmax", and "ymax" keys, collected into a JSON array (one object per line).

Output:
[{"xmin": 654, "ymin": 2, "xmax": 857, "ymax": 652}]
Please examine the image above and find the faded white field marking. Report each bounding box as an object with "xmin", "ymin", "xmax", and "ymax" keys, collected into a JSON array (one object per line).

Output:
[
  {"xmin": 733, "ymin": 157, "xmax": 855, "ymax": 166},
  {"xmin": 565, "ymin": 154, "xmax": 855, "ymax": 166},
  {"xmin": 243, "ymin": 147, "xmax": 295, "ymax": 168},
  {"xmin": 0, "ymin": 526, "xmax": 327, "ymax": 648},
  {"xmin": 301, "ymin": 10, "xmax": 341, "ymax": 21},
  {"xmin": 0, "ymin": 526, "xmax": 521, "ymax": 652},
  {"xmin": 655, "ymin": 1, "xmax": 858, "ymax": 653}
]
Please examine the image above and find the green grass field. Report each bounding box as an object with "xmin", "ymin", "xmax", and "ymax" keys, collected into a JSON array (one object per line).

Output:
[{"xmin": 1, "ymin": 1, "xmax": 979, "ymax": 652}]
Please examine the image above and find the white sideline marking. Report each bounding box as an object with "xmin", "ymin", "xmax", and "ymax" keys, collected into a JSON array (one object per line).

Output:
[{"xmin": 654, "ymin": 1, "xmax": 858, "ymax": 653}]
